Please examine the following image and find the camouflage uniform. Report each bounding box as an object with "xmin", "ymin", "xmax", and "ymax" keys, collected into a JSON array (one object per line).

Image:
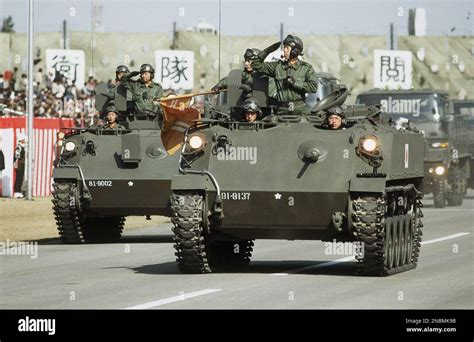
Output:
[
  {"xmin": 252, "ymin": 58, "xmax": 318, "ymax": 115},
  {"xmin": 121, "ymin": 78, "xmax": 164, "ymax": 114}
]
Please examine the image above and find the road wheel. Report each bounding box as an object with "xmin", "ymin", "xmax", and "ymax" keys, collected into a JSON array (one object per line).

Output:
[
  {"xmin": 384, "ymin": 217, "xmax": 393, "ymax": 270},
  {"xmin": 447, "ymin": 176, "xmax": 465, "ymax": 206},
  {"xmin": 399, "ymin": 216, "xmax": 407, "ymax": 266},
  {"xmin": 433, "ymin": 179, "xmax": 446, "ymax": 208},
  {"xmin": 392, "ymin": 216, "xmax": 400, "ymax": 268},
  {"xmin": 404, "ymin": 214, "xmax": 413, "ymax": 265}
]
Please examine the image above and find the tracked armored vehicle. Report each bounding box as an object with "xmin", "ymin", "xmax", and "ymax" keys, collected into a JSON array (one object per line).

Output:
[
  {"xmin": 451, "ymin": 99, "xmax": 474, "ymax": 190},
  {"xmin": 356, "ymin": 90, "xmax": 470, "ymax": 208},
  {"xmin": 52, "ymin": 82, "xmax": 180, "ymax": 243},
  {"xmin": 169, "ymin": 70, "xmax": 425, "ymax": 276}
]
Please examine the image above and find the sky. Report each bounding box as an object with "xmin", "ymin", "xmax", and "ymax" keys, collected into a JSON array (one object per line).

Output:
[{"xmin": 0, "ymin": 0, "xmax": 472, "ymax": 37}]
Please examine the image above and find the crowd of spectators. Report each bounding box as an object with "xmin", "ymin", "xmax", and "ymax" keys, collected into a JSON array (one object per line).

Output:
[{"xmin": 0, "ymin": 67, "xmax": 101, "ymax": 127}]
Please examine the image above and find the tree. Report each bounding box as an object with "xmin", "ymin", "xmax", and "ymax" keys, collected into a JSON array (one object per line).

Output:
[{"xmin": 2, "ymin": 16, "xmax": 15, "ymax": 33}]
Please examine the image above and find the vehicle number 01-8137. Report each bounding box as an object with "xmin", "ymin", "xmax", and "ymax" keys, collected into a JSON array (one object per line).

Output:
[
  {"xmin": 88, "ymin": 180, "xmax": 113, "ymax": 187},
  {"xmin": 221, "ymin": 192, "xmax": 251, "ymax": 200}
]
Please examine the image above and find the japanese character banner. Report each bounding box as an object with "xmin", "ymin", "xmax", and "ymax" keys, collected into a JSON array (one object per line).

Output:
[
  {"xmin": 373, "ymin": 49, "xmax": 412, "ymax": 90},
  {"xmin": 46, "ymin": 49, "xmax": 85, "ymax": 89},
  {"xmin": 155, "ymin": 50, "xmax": 194, "ymax": 90}
]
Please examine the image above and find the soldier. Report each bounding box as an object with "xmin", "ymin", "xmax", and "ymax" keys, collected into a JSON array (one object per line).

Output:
[
  {"xmin": 240, "ymin": 97, "xmax": 262, "ymax": 123},
  {"xmin": 252, "ymin": 35, "xmax": 318, "ymax": 116},
  {"xmin": 324, "ymin": 106, "xmax": 345, "ymax": 130},
  {"xmin": 101, "ymin": 65, "xmax": 131, "ymax": 112},
  {"xmin": 13, "ymin": 134, "xmax": 26, "ymax": 198},
  {"xmin": 121, "ymin": 63, "xmax": 164, "ymax": 116},
  {"xmin": 113, "ymin": 65, "xmax": 129, "ymax": 85},
  {"xmin": 102, "ymin": 108, "xmax": 125, "ymax": 130},
  {"xmin": 212, "ymin": 46, "xmax": 280, "ymax": 97}
]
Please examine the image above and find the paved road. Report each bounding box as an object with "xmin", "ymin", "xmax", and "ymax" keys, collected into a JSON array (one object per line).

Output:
[{"xmin": 1, "ymin": 191, "xmax": 472, "ymax": 309}]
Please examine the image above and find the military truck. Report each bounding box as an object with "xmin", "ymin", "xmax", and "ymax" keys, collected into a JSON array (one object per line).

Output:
[
  {"xmin": 356, "ymin": 90, "xmax": 470, "ymax": 208},
  {"xmin": 169, "ymin": 70, "xmax": 424, "ymax": 277},
  {"xmin": 51, "ymin": 82, "xmax": 180, "ymax": 243},
  {"xmin": 451, "ymin": 99, "xmax": 474, "ymax": 189}
]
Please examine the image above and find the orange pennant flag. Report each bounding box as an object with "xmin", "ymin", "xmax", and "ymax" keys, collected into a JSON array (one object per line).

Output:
[{"xmin": 160, "ymin": 97, "xmax": 201, "ymax": 155}]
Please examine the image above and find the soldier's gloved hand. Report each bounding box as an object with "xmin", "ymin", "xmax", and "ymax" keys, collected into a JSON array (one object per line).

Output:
[
  {"xmin": 237, "ymin": 84, "xmax": 252, "ymax": 92},
  {"xmin": 261, "ymin": 42, "xmax": 281, "ymax": 58},
  {"xmin": 121, "ymin": 71, "xmax": 140, "ymax": 82},
  {"xmin": 283, "ymin": 76, "xmax": 295, "ymax": 88},
  {"xmin": 122, "ymin": 71, "xmax": 140, "ymax": 80}
]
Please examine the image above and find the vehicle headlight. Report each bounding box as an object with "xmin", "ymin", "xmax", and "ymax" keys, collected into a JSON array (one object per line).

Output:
[
  {"xmin": 188, "ymin": 134, "xmax": 205, "ymax": 150},
  {"xmin": 435, "ymin": 166, "xmax": 445, "ymax": 175},
  {"xmin": 359, "ymin": 135, "xmax": 380, "ymax": 155},
  {"xmin": 357, "ymin": 135, "xmax": 382, "ymax": 167},
  {"xmin": 64, "ymin": 141, "xmax": 76, "ymax": 152},
  {"xmin": 57, "ymin": 132, "xmax": 65, "ymax": 139},
  {"xmin": 362, "ymin": 138, "xmax": 378, "ymax": 152},
  {"xmin": 431, "ymin": 142, "xmax": 449, "ymax": 148}
]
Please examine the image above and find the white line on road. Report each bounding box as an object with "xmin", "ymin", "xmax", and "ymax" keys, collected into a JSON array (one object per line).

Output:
[
  {"xmin": 125, "ymin": 289, "xmax": 222, "ymax": 309},
  {"xmin": 422, "ymin": 209, "xmax": 474, "ymax": 211},
  {"xmin": 421, "ymin": 232, "xmax": 470, "ymax": 245},
  {"xmin": 271, "ymin": 232, "xmax": 470, "ymax": 276}
]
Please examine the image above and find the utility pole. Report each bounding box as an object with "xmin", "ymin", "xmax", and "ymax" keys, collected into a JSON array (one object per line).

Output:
[
  {"xmin": 390, "ymin": 23, "xmax": 394, "ymax": 50},
  {"xmin": 27, "ymin": 0, "xmax": 34, "ymax": 200},
  {"xmin": 171, "ymin": 21, "xmax": 177, "ymax": 50},
  {"xmin": 62, "ymin": 20, "xmax": 67, "ymax": 49}
]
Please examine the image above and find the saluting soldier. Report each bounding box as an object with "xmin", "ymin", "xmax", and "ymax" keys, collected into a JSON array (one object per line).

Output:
[
  {"xmin": 113, "ymin": 65, "xmax": 130, "ymax": 85},
  {"xmin": 252, "ymin": 35, "xmax": 318, "ymax": 116},
  {"xmin": 121, "ymin": 63, "xmax": 164, "ymax": 116}
]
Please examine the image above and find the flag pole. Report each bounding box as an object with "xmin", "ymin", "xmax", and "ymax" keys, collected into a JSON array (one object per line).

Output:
[
  {"xmin": 27, "ymin": 0, "xmax": 34, "ymax": 200},
  {"xmin": 159, "ymin": 89, "xmax": 226, "ymax": 102}
]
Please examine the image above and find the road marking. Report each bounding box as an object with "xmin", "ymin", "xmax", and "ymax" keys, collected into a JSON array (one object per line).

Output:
[
  {"xmin": 421, "ymin": 232, "xmax": 470, "ymax": 245},
  {"xmin": 271, "ymin": 232, "xmax": 470, "ymax": 276},
  {"xmin": 125, "ymin": 289, "xmax": 222, "ymax": 309},
  {"xmin": 422, "ymin": 208, "xmax": 474, "ymax": 211}
]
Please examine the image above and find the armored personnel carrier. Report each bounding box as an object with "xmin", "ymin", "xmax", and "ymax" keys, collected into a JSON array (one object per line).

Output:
[
  {"xmin": 356, "ymin": 90, "xmax": 470, "ymax": 207},
  {"xmin": 51, "ymin": 82, "xmax": 180, "ymax": 243},
  {"xmin": 169, "ymin": 70, "xmax": 424, "ymax": 276},
  {"xmin": 451, "ymin": 99, "xmax": 474, "ymax": 190}
]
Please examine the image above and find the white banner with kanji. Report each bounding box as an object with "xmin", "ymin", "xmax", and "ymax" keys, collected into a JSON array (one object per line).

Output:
[
  {"xmin": 46, "ymin": 49, "xmax": 85, "ymax": 89},
  {"xmin": 373, "ymin": 49, "xmax": 412, "ymax": 90},
  {"xmin": 155, "ymin": 50, "xmax": 194, "ymax": 90}
]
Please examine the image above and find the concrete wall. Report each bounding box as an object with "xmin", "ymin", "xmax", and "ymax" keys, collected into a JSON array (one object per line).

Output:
[{"xmin": 1, "ymin": 32, "xmax": 472, "ymax": 99}]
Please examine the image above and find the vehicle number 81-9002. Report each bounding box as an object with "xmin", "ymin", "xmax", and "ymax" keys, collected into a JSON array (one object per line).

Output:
[
  {"xmin": 88, "ymin": 180, "xmax": 113, "ymax": 187},
  {"xmin": 221, "ymin": 192, "xmax": 251, "ymax": 200}
]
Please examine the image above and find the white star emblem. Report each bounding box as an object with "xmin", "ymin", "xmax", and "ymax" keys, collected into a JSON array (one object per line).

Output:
[
  {"xmin": 128, "ymin": 181, "xmax": 134, "ymax": 187},
  {"xmin": 274, "ymin": 193, "xmax": 282, "ymax": 200}
]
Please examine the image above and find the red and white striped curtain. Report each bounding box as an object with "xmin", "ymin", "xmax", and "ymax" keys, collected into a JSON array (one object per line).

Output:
[{"xmin": 0, "ymin": 117, "xmax": 75, "ymax": 197}]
